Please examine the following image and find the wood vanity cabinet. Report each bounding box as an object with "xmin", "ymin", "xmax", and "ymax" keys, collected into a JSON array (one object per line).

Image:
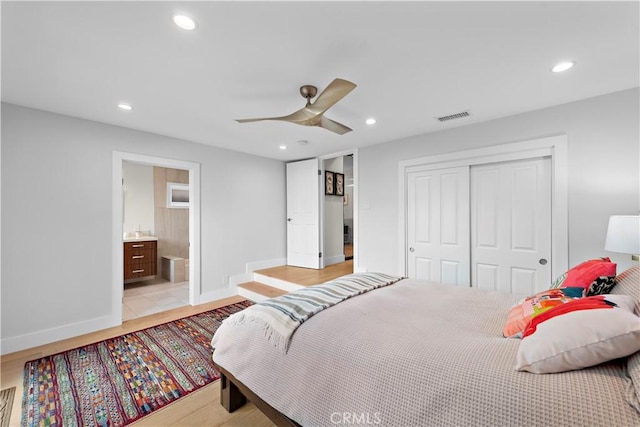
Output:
[{"xmin": 124, "ymin": 240, "xmax": 157, "ymax": 280}]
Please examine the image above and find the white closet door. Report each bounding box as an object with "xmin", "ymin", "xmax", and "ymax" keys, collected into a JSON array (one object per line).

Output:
[
  {"xmin": 407, "ymin": 167, "xmax": 470, "ymax": 285},
  {"xmin": 471, "ymin": 157, "xmax": 551, "ymax": 294},
  {"xmin": 286, "ymin": 159, "xmax": 320, "ymax": 269}
]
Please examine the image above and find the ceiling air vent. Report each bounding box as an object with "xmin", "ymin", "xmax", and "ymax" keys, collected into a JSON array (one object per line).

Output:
[{"xmin": 436, "ymin": 111, "xmax": 470, "ymax": 122}]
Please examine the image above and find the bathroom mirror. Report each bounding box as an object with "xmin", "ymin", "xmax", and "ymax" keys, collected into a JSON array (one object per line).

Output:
[{"xmin": 167, "ymin": 182, "xmax": 189, "ymax": 208}]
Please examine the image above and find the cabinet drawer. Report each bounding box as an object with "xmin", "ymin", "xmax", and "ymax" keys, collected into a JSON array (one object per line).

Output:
[
  {"xmin": 125, "ymin": 252, "xmax": 153, "ymax": 264},
  {"xmin": 124, "ymin": 240, "xmax": 157, "ymax": 255},
  {"xmin": 125, "ymin": 262, "xmax": 156, "ymax": 279}
]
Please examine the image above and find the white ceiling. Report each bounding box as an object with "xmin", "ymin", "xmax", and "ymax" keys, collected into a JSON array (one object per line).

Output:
[{"xmin": 2, "ymin": 1, "xmax": 638, "ymax": 161}]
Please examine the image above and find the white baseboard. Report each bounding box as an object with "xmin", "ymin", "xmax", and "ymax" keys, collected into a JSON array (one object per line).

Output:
[
  {"xmin": 1, "ymin": 314, "xmax": 117, "ymax": 355},
  {"xmin": 229, "ymin": 272, "xmax": 252, "ymax": 287},
  {"xmin": 237, "ymin": 287, "xmax": 270, "ymax": 303},
  {"xmin": 245, "ymin": 257, "xmax": 286, "ymax": 274},
  {"xmin": 2, "ymin": 259, "xmax": 284, "ymax": 355},
  {"xmin": 198, "ymin": 285, "xmax": 239, "ymax": 304},
  {"xmin": 324, "ymin": 255, "xmax": 346, "ymax": 266}
]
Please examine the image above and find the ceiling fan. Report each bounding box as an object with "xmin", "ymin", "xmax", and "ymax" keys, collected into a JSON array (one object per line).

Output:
[{"xmin": 235, "ymin": 78, "xmax": 357, "ymax": 135}]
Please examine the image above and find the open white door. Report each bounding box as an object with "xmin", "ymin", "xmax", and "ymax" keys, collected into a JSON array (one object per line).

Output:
[{"xmin": 286, "ymin": 159, "xmax": 321, "ymax": 269}]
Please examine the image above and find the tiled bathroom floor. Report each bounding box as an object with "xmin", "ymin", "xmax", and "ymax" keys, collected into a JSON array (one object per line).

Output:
[{"xmin": 123, "ymin": 278, "xmax": 189, "ymax": 321}]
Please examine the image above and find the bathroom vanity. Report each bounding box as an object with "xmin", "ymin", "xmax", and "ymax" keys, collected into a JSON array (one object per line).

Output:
[{"xmin": 123, "ymin": 237, "xmax": 157, "ymax": 281}]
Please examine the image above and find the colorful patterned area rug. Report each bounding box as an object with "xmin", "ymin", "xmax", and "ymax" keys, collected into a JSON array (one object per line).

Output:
[{"xmin": 21, "ymin": 301, "xmax": 251, "ymax": 427}]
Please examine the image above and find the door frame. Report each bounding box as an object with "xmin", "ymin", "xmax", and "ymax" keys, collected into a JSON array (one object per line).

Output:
[
  {"xmin": 398, "ymin": 134, "xmax": 568, "ymax": 280},
  {"xmin": 112, "ymin": 151, "xmax": 201, "ymax": 325},
  {"xmin": 319, "ymin": 148, "xmax": 359, "ymax": 271}
]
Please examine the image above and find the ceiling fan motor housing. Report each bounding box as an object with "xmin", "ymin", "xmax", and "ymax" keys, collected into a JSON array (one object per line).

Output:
[{"xmin": 300, "ymin": 85, "xmax": 318, "ymax": 100}]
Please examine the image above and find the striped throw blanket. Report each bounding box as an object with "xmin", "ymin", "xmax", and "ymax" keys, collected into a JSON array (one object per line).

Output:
[{"xmin": 222, "ymin": 272, "xmax": 403, "ymax": 353}]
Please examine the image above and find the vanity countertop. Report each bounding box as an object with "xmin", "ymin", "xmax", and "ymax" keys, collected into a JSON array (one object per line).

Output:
[{"xmin": 123, "ymin": 236, "xmax": 158, "ymax": 243}]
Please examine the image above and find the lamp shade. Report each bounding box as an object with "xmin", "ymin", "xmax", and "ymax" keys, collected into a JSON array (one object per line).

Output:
[{"xmin": 604, "ymin": 215, "xmax": 640, "ymax": 254}]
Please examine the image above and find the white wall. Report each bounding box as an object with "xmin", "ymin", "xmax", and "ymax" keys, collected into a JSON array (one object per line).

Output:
[
  {"xmin": 1, "ymin": 103, "xmax": 286, "ymax": 353},
  {"xmin": 122, "ymin": 161, "xmax": 154, "ymax": 236},
  {"xmin": 323, "ymin": 157, "xmax": 344, "ymax": 265},
  {"xmin": 358, "ymin": 88, "xmax": 640, "ymax": 276}
]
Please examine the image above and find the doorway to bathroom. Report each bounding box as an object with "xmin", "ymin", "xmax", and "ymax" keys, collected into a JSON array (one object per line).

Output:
[
  {"xmin": 112, "ymin": 152, "xmax": 201, "ymax": 324},
  {"xmin": 122, "ymin": 162, "xmax": 190, "ymax": 320}
]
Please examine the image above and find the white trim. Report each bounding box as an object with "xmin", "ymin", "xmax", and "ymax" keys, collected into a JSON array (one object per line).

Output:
[
  {"xmin": 199, "ymin": 286, "xmax": 238, "ymax": 305},
  {"xmin": 245, "ymin": 257, "xmax": 287, "ymax": 274},
  {"xmin": 237, "ymin": 287, "xmax": 271, "ymax": 303},
  {"xmin": 229, "ymin": 272, "xmax": 252, "ymax": 288},
  {"xmin": 113, "ymin": 151, "xmax": 201, "ymax": 328},
  {"xmin": 253, "ymin": 273, "xmax": 305, "ymax": 292},
  {"xmin": 324, "ymin": 254, "xmax": 346, "ymax": 266},
  {"xmin": 353, "ymin": 149, "xmax": 360, "ymax": 272},
  {"xmin": 318, "ymin": 148, "xmax": 359, "ymax": 271},
  {"xmin": 227, "ymin": 257, "xmax": 288, "ymax": 291},
  {"xmin": 398, "ymin": 134, "xmax": 569, "ymax": 281},
  {"xmin": 1, "ymin": 315, "xmax": 115, "ymax": 355}
]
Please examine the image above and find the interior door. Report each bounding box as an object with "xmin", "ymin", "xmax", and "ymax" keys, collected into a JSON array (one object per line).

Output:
[
  {"xmin": 471, "ymin": 157, "xmax": 552, "ymax": 294},
  {"xmin": 407, "ymin": 166, "xmax": 470, "ymax": 285},
  {"xmin": 286, "ymin": 159, "xmax": 321, "ymax": 269}
]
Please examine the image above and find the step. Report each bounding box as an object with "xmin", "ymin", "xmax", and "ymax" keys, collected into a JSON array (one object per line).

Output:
[
  {"xmin": 253, "ymin": 272, "xmax": 305, "ymax": 293},
  {"xmin": 238, "ymin": 281, "xmax": 289, "ymax": 302},
  {"xmin": 254, "ymin": 260, "xmax": 354, "ymax": 291}
]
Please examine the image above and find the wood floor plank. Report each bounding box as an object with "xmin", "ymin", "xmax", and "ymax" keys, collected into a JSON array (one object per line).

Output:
[
  {"xmin": 238, "ymin": 282, "xmax": 288, "ymax": 298},
  {"xmin": 256, "ymin": 259, "xmax": 353, "ymax": 286}
]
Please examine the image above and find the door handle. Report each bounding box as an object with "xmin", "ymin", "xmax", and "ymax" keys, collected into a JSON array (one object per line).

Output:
[
  {"xmin": 409, "ymin": 247, "xmax": 415, "ymax": 252},
  {"xmin": 539, "ymin": 258, "xmax": 548, "ymax": 265},
  {"xmin": 287, "ymin": 218, "xmax": 292, "ymax": 222}
]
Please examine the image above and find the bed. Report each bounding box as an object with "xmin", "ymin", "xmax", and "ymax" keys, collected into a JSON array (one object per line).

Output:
[{"xmin": 211, "ymin": 267, "xmax": 640, "ymax": 426}]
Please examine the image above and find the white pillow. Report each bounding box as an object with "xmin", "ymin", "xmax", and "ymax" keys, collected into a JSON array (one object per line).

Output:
[{"xmin": 516, "ymin": 294, "xmax": 640, "ymax": 374}]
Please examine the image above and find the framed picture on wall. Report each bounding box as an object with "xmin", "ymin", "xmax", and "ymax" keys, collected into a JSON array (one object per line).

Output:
[
  {"xmin": 167, "ymin": 182, "xmax": 189, "ymax": 208},
  {"xmin": 335, "ymin": 173, "xmax": 344, "ymax": 196},
  {"xmin": 325, "ymin": 171, "xmax": 335, "ymax": 195}
]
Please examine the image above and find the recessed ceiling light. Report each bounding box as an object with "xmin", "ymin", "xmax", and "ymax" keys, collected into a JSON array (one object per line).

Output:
[
  {"xmin": 365, "ymin": 118, "xmax": 376, "ymax": 125},
  {"xmin": 172, "ymin": 14, "xmax": 197, "ymax": 30},
  {"xmin": 551, "ymin": 61, "xmax": 575, "ymax": 73},
  {"xmin": 117, "ymin": 103, "xmax": 133, "ymax": 111},
  {"xmin": 279, "ymin": 145, "xmax": 287, "ymax": 150}
]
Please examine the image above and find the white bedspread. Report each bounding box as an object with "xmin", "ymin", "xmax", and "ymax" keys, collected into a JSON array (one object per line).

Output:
[{"xmin": 212, "ymin": 278, "xmax": 640, "ymax": 426}]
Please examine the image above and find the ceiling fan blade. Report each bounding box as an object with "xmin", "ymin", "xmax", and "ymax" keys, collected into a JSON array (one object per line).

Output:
[
  {"xmin": 306, "ymin": 78, "xmax": 357, "ymax": 115},
  {"xmin": 236, "ymin": 108, "xmax": 313, "ymax": 124},
  {"xmin": 235, "ymin": 118, "xmax": 270, "ymax": 123},
  {"xmin": 319, "ymin": 116, "xmax": 353, "ymax": 135}
]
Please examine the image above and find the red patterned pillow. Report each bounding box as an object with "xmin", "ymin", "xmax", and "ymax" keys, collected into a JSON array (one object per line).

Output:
[
  {"xmin": 549, "ymin": 257, "xmax": 617, "ymax": 296},
  {"xmin": 502, "ymin": 287, "xmax": 584, "ymax": 338}
]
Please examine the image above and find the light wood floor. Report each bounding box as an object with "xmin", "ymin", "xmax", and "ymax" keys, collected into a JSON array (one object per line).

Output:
[
  {"xmin": 1, "ymin": 262, "xmax": 355, "ymax": 426},
  {"xmin": 238, "ymin": 281, "xmax": 288, "ymax": 298},
  {"xmin": 256, "ymin": 259, "xmax": 353, "ymax": 286},
  {"xmin": 0, "ymin": 296, "xmax": 274, "ymax": 427}
]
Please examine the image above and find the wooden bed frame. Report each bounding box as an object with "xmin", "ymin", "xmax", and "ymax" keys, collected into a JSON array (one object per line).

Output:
[{"xmin": 215, "ymin": 362, "xmax": 301, "ymax": 427}]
